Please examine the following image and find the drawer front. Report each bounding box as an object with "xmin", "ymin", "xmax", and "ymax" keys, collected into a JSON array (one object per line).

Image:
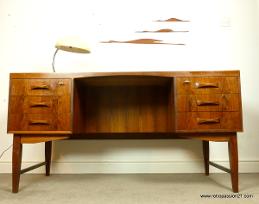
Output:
[
  {"xmin": 10, "ymin": 79, "xmax": 26, "ymax": 95},
  {"xmin": 9, "ymin": 96, "xmax": 71, "ymax": 114},
  {"xmin": 24, "ymin": 96, "xmax": 55, "ymax": 114},
  {"xmin": 176, "ymin": 94, "xmax": 241, "ymax": 112},
  {"xmin": 176, "ymin": 112, "xmax": 242, "ymax": 131},
  {"xmin": 176, "ymin": 77, "xmax": 240, "ymax": 95},
  {"xmin": 26, "ymin": 79, "xmax": 55, "ymax": 95},
  {"xmin": 57, "ymin": 95, "xmax": 71, "ymax": 113},
  {"xmin": 26, "ymin": 79, "xmax": 71, "ymax": 96},
  {"xmin": 10, "ymin": 79, "xmax": 71, "ymax": 96},
  {"xmin": 8, "ymin": 78, "xmax": 72, "ymax": 132},
  {"xmin": 8, "ymin": 113, "xmax": 71, "ymax": 131},
  {"xmin": 9, "ymin": 96, "xmax": 54, "ymax": 114},
  {"xmin": 8, "ymin": 114, "xmax": 55, "ymax": 131}
]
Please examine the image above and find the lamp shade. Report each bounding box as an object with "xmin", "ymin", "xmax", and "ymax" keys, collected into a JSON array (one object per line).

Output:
[
  {"xmin": 52, "ymin": 36, "xmax": 91, "ymax": 72},
  {"xmin": 55, "ymin": 36, "xmax": 91, "ymax": 53}
]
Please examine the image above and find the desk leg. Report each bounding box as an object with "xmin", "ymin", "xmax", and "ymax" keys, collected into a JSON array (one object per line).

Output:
[
  {"xmin": 12, "ymin": 135, "xmax": 22, "ymax": 193},
  {"xmin": 202, "ymin": 141, "xmax": 209, "ymax": 176},
  {"xmin": 45, "ymin": 141, "xmax": 52, "ymax": 176},
  {"xmin": 228, "ymin": 135, "xmax": 238, "ymax": 193}
]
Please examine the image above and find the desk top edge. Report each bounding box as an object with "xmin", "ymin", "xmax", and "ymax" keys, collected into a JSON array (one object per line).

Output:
[{"xmin": 10, "ymin": 70, "xmax": 240, "ymax": 79}]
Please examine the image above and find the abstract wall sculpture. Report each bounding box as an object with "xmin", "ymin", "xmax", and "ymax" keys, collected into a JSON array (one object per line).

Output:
[
  {"xmin": 101, "ymin": 39, "xmax": 185, "ymax": 45},
  {"xmin": 136, "ymin": 29, "xmax": 189, "ymax": 33},
  {"xmin": 101, "ymin": 17, "xmax": 189, "ymax": 45},
  {"xmin": 155, "ymin": 18, "xmax": 190, "ymax": 22}
]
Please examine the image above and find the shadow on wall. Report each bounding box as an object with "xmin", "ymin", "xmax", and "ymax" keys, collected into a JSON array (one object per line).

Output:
[
  {"xmin": 237, "ymin": 103, "xmax": 259, "ymax": 159},
  {"xmin": 51, "ymin": 139, "xmax": 203, "ymax": 162}
]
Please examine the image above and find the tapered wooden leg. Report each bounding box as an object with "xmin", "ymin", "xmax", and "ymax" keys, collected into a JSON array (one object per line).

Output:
[
  {"xmin": 45, "ymin": 141, "xmax": 52, "ymax": 176},
  {"xmin": 228, "ymin": 135, "xmax": 238, "ymax": 193},
  {"xmin": 202, "ymin": 141, "xmax": 209, "ymax": 176},
  {"xmin": 12, "ymin": 135, "xmax": 23, "ymax": 193}
]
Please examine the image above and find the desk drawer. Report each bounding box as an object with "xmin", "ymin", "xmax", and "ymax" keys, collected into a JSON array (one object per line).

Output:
[
  {"xmin": 8, "ymin": 77, "xmax": 72, "ymax": 133},
  {"xmin": 176, "ymin": 77, "xmax": 240, "ymax": 95},
  {"xmin": 176, "ymin": 94, "xmax": 241, "ymax": 112},
  {"xmin": 27, "ymin": 79, "xmax": 55, "ymax": 95},
  {"xmin": 10, "ymin": 79, "xmax": 71, "ymax": 96},
  {"xmin": 9, "ymin": 96, "xmax": 71, "ymax": 114},
  {"xmin": 26, "ymin": 79, "xmax": 71, "ymax": 96},
  {"xmin": 176, "ymin": 112, "xmax": 242, "ymax": 131},
  {"xmin": 8, "ymin": 114, "xmax": 55, "ymax": 131},
  {"xmin": 8, "ymin": 113, "xmax": 71, "ymax": 131},
  {"xmin": 24, "ymin": 96, "xmax": 55, "ymax": 114}
]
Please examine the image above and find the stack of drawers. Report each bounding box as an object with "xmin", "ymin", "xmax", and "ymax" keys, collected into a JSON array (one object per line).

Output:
[
  {"xmin": 175, "ymin": 76, "xmax": 242, "ymax": 132},
  {"xmin": 8, "ymin": 78, "xmax": 72, "ymax": 132}
]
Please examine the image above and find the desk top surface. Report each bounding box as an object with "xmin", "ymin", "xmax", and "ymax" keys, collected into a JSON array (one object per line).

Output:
[{"xmin": 10, "ymin": 70, "xmax": 240, "ymax": 79}]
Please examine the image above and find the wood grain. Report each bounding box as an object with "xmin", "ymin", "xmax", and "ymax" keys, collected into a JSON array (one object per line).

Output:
[
  {"xmin": 203, "ymin": 141, "xmax": 209, "ymax": 175},
  {"xmin": 9, "ymin": 71, "xmax": 240, "ymax": 79},
  {"xmin": 73, "ymin": 76, "xmax": 174, "ymax": 133},
  {"xmin": 45, "ymin": 141, "xmax": 52, "ymax": 176},
  {"xmin": 8, "ymin": 78, "xmax": 72, "ymax": 133},
  {"xmin": 176, "ymin": 94, "xmax": 241, "ymax": 112},
  {"xmin": 12, "ymin": 135, "xmax": 22, "ymax": 193},
  {"xmin": 8, "ymin": 71, "xmax": 243, "ymax": 193},
  {"xmin": 176, "ymin": 112, "xmax": 242, "ymax": 131},
  {"xmin": 176, "ymin": 77, "xmax": 240, "ymax": 95},
  {"xmin": 229, "ymin": 135, "xmax": 239, "ymax": 193}
]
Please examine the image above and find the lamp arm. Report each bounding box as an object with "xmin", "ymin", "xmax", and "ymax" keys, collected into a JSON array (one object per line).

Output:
[{"xmin": 52, "ymin": 48, "xmax": 59, "ymax": 72}]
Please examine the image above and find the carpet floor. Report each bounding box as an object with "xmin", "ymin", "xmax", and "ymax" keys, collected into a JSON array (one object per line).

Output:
[{"xmin": 0, "ymin": 173, "xmax": 259, "ymax": 204}]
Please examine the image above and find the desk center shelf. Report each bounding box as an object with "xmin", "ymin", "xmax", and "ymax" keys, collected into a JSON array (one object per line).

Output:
[{"xmin": 73, "ymin": 76, "xmax": 175, "ymax": 133}]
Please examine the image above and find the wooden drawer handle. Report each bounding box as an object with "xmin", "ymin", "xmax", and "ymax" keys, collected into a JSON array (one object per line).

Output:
[
  {"xmin": 195, "ymin": 82, "xmax": 219, "ymax": 89},
  {"xmin": 31, "ymin": 84, "xmax": 49, "ymax": 90},
  {"xmin": 197, "ymin": 118, "xmax": 220, "ymax": 124},
  {"xmin": 183, "ymin": 80, "xmax": 191, "ymax": 84},
  {"xmin": 196, "ymin": 100, "xmax": 220, "ymax": 106},
  {"xmin": 30, "ymin": 102, "xmax": 50, "ymax": 108},
  {"xmin": 29, "ymin": 120, "xmax": 50, "ymax": 125},
  {"xmin": 57, "ymin": 80, "xmax": 65, "ymax": 86}
]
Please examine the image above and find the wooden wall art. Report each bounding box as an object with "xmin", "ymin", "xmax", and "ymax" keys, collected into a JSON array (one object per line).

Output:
[
  {"xmin": 136, "ymin": 29, "xmax": 189, "ymax": 33},
  {"xmin": 155, "ymin": 18, "xmax": 189, "ymax": 22},
  {"xmin": 101, "ymin": 17, "xmax": 189, "ymax": 45},
  {"xmin": 101, "ymin": 39, "xmax": 185, "ymax": 45}
]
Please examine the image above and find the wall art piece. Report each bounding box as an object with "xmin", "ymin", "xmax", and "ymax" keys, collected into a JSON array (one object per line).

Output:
[
  {"xmin": 155, "ymin": 18, "xmax": 189, "ymax": 22},
  {"xmin": 100, "ymin": 16, "xmax": 189, "ymax": 46},
  {"xmin": 101, "ymin": 38, "xmax": 185, "ymax": 45},
  {"xmin": 136, "ymin": 28, "xmax": 189, "ymax": 33}
]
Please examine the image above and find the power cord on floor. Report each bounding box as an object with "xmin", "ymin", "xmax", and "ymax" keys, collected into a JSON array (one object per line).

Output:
[{"xmin": 0, "ymin": 144, "xmax": 13, "ymax": 160}]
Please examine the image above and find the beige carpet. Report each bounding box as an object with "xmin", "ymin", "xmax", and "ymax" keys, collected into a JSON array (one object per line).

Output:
[{"xmin": 0, "ymin": 174, "xmax": 259, "ymax": 204}]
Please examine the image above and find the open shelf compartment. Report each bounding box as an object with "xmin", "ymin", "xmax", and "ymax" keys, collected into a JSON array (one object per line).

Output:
[{"xmin": 73, "ymin": 75, "xmax": 175, "ymax": 133}]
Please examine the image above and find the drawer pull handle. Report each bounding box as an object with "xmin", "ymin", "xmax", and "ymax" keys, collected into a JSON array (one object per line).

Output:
[
  {"xmin": 31, "ymin": 85, "xmax": 49, "ymax": 90},
  {"xmin": 30, "ymin": 102, "xmax": 49, "ymax": 108},
  {"xmin": 197, "ymin": 118, "xmax": 220, "ymax": 124},
  {"xmin": 29, "ymin": 120, "xmax": 50, "ymax": 125},
  {"xmin": 183, "ymin": 80, "xmax": 191, "ymax": 84},
  {"xmin": 195, "ymin": 82, "xmax": 219, "ymax": 89},
  {"xmin": 58, "ymin": 81, "xmax": 64, "ymax": 86},
  {"xmin": 196, "ymin": 100, "xmax": 220, "ymax": 106}
]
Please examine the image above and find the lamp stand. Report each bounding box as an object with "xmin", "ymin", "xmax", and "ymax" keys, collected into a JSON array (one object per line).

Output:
[{"xmin": 52, "ymin": 48, "xmax": 59, "ymax": 72}]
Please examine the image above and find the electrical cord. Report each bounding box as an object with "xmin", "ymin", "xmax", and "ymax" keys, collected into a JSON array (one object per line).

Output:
[{"xmin": 0, "ymin": 144, "xmax": 13, "ymax": 160}]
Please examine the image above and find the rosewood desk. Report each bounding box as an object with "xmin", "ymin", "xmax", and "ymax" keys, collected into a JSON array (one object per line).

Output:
[{"xmin": 7, "ymin": 71, "xmax": 243, "ymax": 193}]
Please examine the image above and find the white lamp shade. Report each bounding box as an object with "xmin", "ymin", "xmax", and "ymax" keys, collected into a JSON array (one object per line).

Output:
[{"xmin": 55, "ymin": 36, "xmax": 91, "ymax": 53}]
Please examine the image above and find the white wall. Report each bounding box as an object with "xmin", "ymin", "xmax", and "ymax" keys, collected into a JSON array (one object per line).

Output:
[{"xmin": 0, "ymin": 0, "xmax": 259, "ymax": 173}]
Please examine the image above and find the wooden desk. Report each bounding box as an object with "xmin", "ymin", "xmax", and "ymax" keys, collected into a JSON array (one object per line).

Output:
[{"xmin": 7, "ymin": 71, "xmax": 243, "ymax": 193}]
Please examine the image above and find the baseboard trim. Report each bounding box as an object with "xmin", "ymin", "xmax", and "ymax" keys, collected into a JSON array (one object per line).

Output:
[{"xmin": 1, "ymin": 160, "xmax": 259, "ymax": 174}]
